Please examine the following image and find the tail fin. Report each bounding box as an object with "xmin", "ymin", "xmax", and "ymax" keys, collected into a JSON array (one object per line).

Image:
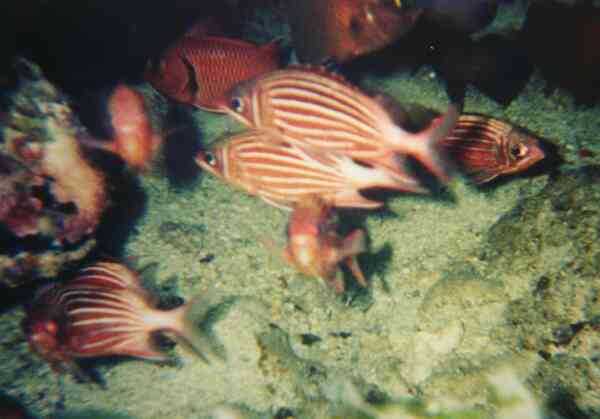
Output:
[
  {"xmin": 405, "ymin": 104, "xmax": 459, "ymax": 182},
  {"xmin": 337, "ymin": 229, "xmax": 368, "ymax": 287},
  {"xmin": 173, "ymin": 292, "xmax": 228, "ymax": 363}
]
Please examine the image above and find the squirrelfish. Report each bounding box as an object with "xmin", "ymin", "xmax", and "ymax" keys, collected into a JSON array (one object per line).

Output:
[
  {"xmin": 222, "ymin": 66, "xmax": 459, "ymax": 182},
  {"xmin": 145, "ymin": 35, "xmax": 280, "ymax": 112},
  {"xmin": 22, "ymin": 262, "xmax": 206, "ymax": 382},
  {"xmin": 285, "ymin": 0, "xmax": 423, "ymax": 64},
  {"xmin": 195, "ymin": 130, "xmax": 423, "ymax": 210},
  {"xmin": 285, "ymin": 195, "xmax": 367, "ymax": 293},
  {"xmin": 441, "ymin": 114, "xmax": 545, "ymax": 184}
]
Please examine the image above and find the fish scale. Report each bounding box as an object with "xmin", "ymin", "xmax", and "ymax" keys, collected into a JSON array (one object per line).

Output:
[{"xmin": 145, "ymin": 35, "xmax": 280, "ymax": 112}]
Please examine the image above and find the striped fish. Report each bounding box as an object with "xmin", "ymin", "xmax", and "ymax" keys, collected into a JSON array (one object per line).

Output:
[
  {"xmin": 196, "ymin": 130, "xmax": 425, "ymax": 210},
  {"xmin": 22, "ymin": 262, "xmax": 210, "ymax": 381},
  {"xmin": 220, "ymin": 66, "xmax": 458, "ymax": 181},
  {"xmin": 441, "ymin": 114, "xmax": 545, "ymax": 184},
  {"xmin": 144, "ymin": 35, "xmax": 281, "ymax": 112}
]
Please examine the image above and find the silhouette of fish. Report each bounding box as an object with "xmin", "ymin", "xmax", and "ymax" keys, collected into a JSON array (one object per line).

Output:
[{"xmin": 285, "ymin": 0, "xmax": 422, "ymax": 64}]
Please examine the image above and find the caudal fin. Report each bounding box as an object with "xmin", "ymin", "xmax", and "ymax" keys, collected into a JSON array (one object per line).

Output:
[
  {"xmin": 406, "ymin": 104, "xmax": 459, "ymax": 182},
  {"xmin": 174, "ymin": 292, "xmax": 228, "ymax": 362},
  {"xmin": 338, "ymin": 229, "xmax": 368, "ymax": 287}
]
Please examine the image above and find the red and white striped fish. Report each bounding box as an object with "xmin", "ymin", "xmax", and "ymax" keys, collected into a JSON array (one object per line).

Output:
[
  {"xmin": 441, "ymin": 114, "xmax": 545, "ymax": 184},
  {"xmin": 220, "ymin": 66, "xmax": 458, "ymax": 181},
  {"xmin": 195, "ymin": 130, "xmax": 425, "ymax": 210},
  {"xmin": 22, "ymin": 262, "xmax": 206, "ymax": 382}
]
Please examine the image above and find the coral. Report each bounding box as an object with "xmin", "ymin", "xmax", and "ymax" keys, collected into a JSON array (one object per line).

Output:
[{"xmin": 0, "ymin": 58, "xmax": 109, "ymax": 286}]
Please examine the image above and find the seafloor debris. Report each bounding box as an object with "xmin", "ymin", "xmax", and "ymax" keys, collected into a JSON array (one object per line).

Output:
[
  {"xmin": 0, "ymin": 58, "xmax": 109, "ymax": 287},
  {"xmin": 210, "ymin": 369, "xmax": 542, "ymax": 419}
]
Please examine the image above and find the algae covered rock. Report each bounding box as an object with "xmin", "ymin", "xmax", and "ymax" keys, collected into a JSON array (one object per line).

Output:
[
  {"xmin": 482, "ymin": 167, "xmax": 600, "ymax": 417},
  {"xmin": 0, "ymin": 58, "xmax": 109, "ymax": 287}
]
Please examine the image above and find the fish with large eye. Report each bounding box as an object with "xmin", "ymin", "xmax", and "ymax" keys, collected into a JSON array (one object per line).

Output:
[
  {"xmin": 144, "ymin": 33, "xmax": 281, "ymax": 112},
  {"xmin": 22, "ymin": 262, "xmax": 215, "ymax": 383},
  {"xmin": 221, "ymin": 66, "xmax": 459, "ymax": 184},
  {"xmin": 441, "ymin": 114, "xmax": 546, "ymax": 184},
  {"xmin": 195, "ymin": 130, "xmax": 422, "ymax": 210}
]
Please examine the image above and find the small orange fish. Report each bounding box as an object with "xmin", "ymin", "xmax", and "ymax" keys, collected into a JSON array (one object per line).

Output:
[
  {"xmin": 285, "ymin": 0, "xmax": 423, "ymax": 64},
  {"xmin": 441, "ymin": 114, "xmax": 545, "ymax": 184},
  {"xmin": 145, "ymin": 35, "xmax": 280, "ymax": 112},
  {"xmin": 79, "ymin": 85, "xmax": 161, "ymax": 171},
  {"xmin": 22, "ymin": 262, "xmax": 209, "ymax": 383},
  {"xmin": 284, "ymin": 195, "xmax": 367, "ymax": 293},
  {"xmin": 196, "ymin": 130, "xmax": 424, "ymax": 210}
]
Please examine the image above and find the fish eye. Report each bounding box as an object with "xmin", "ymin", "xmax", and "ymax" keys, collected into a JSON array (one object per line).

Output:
[
  {"xmin": 510, "ymin": 143, "xmax": 527, "ymax": 159},
  {"xmin": 230, "ymin": 97, "xmax": 244, "ymax": 113},
  {"xmin": 45, "ymin": 320, "xmax": 57, "ymax": 334},
  {"xmin": 205, "ymin": 151, "xmax": 216, "ymax": 166}
]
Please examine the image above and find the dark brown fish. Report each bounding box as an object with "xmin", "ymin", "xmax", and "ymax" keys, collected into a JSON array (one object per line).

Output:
[
  {"xmin": 145, "ymin": 35, "xmax": 280, "ymax": 112},
  {"xmin": 520, "ymin": 1, "xmax": 600, "ymax": 105},
  {"xmin": 285, "ymin": 0, "xmax": 423, "ymax": 64},
  {"xmin": 441, "ymin": 115, "xmax": 545, "ymax": 184}
]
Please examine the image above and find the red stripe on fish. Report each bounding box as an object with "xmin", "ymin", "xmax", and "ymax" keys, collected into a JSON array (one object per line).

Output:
[
  {"xmin": 22, "ymin": 262, "xmax": 212, "ymax": 382},
  {"xmin": 442, "ymin": 114, "xmax": 545, "ymax": 184},
  {"xmin": 196, "ymin": 130, "xmax": 425, "ymax": 210},
  {"xmin": 223, "ymin": 66, "xmax": 458, "ymax": 181}
]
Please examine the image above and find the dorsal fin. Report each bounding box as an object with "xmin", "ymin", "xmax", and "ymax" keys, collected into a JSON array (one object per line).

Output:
[
  {"xmin": 188, "ymin": 35, "xmax": 260, "ymax": 51},
  {"xmin": 260, "ymin": 37, "xmax": 284, "ymax": 58}
]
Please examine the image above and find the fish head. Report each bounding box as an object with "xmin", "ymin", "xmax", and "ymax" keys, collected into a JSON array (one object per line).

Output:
[
  {"xmin": 22, "ymin": 315, "xmax": 60, "ymax": 359},
  {"xmin": 195, "ymin": 145, "xmax": 227, "ymax": 179},
  {"xmin": 221, "ymin": 79, "xmax": 259, "ymax": 126},
  {"xmin": 503, "ymin": 129, "xmax": 546, "ymax": 175}
]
